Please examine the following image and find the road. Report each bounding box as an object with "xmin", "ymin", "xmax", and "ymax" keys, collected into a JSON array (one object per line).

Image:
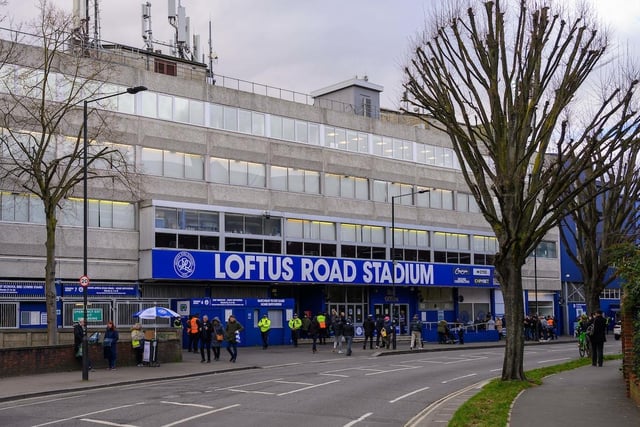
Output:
[{"xmin": 0, "ymin": 342, "xmax": 608, "ymax": 426}]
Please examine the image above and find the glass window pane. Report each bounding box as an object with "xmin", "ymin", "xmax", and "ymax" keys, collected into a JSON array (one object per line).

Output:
[
  {"xmin": 295, "ymin": 121, "xmax": 308, "ymax": 143},
  {"xmin": 341, "ymin": 224, "xmax": 357, "ymax": 242},
  {"xmin": 174, "ymin": 97, "xmax": 189, "ymax": 122},
  {"xmin": 141, "ymin": 148, "xmax": 163, "ymax": 176},
  {"xmin": 113, "ymin": 202, "xmax": 134, "ymax": 229},
  {"xmin": 325, "ymin": 126, "xmax": 336, "ymax": 148},
  {"xmin": 304, "ymin": 170, "xmax": 320, "ymax": 194},
  {"xmin": 341, "ymin": 176, "xmax": 355, "ymax": 198},
  {"xmin": 372, "ymin": 135, "xmax": 383, "ymax": 156},
  {"xmin": 355, "ymin": 178, "xmax": 368, "ymax": 200},
  {"xmin": 99, "ymin": 201, "xmax": 113, "ymax": 228},
  {"xmin": 157, "ymin": 94, "xmax": 172, "ymax": 120},
  {"xmin": 185, "ymin": 154, "xmax": 204, "ymax": 180},
  {"xmin": 270, "ymin": 116, "xmax": 283, "ymax": 139},
  {"xmin": 286, "ymin": 219, "xmax": 304, "ymax": 238},
  {"xmin": 117, "ymin": 92, "xmax": 135, "ymax": 114},
  {"xmin": 209, "ymin": 157, "xmax": 229, "ymax": 184},
  {"xmin": 433, "ymin": 232, "xmax": 446, "ymax": 249},
  {"xmin": 305, "ymin": 221, "xmax": 321, "ymax": 239},
  {"xmin": 325, "ymin": 173, "xmax": 340, "ymax": 197},
  {"xmin": 370, "ymin": 226, "xmax": 385, "ymax": 244},
  {"xmin": 457, "ymin": 193, "xmax": 469, "ymax": 212},
  {"xmin": 164, "ymin": 151, "xmax": 184, "ymax": 178},
  {"xmin": 309, "ymin": 124, "xmax": 319, "ymax": 145},
  {"xmin": 288, "ymin": 169, "xmax": 304, "ymax": 192},
  {"xmin": 140, "ymin": 91, "xmax": 157, "ymax": 117},
  {"xmin": 270, "ymin": 166, "xmax": 287, "ymax": 190},
  {"xmin": 29, "ymin": 196, "xmax": 45, "ymax": 224},
  {"xmin": 224, "ymin": 106, "xmax": 238, "ymax": 131},
  {"xmin": 252, "ymin": 112, "xmax": 265, "ymax": 136},
  {"xmin": 264, "ymin": 218, "xmax": 281, "ymax": 236},
  {"xmin": 245, "ymin": 216, "xmax": 263, "ymax": 234},
  {"xmin": 189, "ymin": 100, "xmax": 204, "ymax": 125},
  {"xmin": 199, "ymin": 211, "xmax": 219, "ymax": 231},
  {"xmin": 229, "ymin": 160, "xmax": 248, "ymax": 185},
  {"xmin": 238, "ymin": 109, "xmax": 252, "ymax": 134},
  {"xmin": 347, "ymin": 130, "xmax": 358, "ymax": 152},
  {"xmin": 430, "ymin": 189, "xmax": 442, "ymax": 209},
  {"xmin": 282, "ymin": 118, "xmax": 295, "ymax": 140},
  {"xmin": 156, "ymin": 207, "xmax": 178, "ymax": 229},
  {"xmin": 442, "ymin": 190, "xmax": 453, "ymax": 210},
  {"xmin": 247, "ymin": 162, "xmax": 266, "ymax": 187},
  {"xmin": 210, "ymin": 104, "xmax": 223, "ymax": 129},
  {"xmin": 225, "ymin": 214, "xmax": 244, "ymax": 233},
  {"xmin": 320, "ymin": 222, "xmax": 336, "ymax": 240},
  {"xmin": 335, "ymin": 128, "xmax": 347, "ymax": 149},
  {"xmin": 372, "ymin": 180, "xmax": 387, "ymax": 202}
]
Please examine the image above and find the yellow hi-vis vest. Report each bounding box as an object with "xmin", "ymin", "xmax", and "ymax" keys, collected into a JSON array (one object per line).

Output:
[{"xmin": 258, "ymin": 317, "xmax": 271, "ymax": 332}]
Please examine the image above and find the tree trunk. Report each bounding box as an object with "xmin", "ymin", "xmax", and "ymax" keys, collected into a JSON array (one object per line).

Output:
[
  {"xmin": 45, "ymin": 212, "xmax": 58, "ymax": 346},
  {"xmin": 584, "ymin": 278, "xmax": 602, "ymax": 315},
  {"xmin": 496, "ymin": 256, "xmax": 526, "ymax": 381}
]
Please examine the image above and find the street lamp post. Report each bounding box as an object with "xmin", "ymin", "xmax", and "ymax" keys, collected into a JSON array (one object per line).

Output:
[
  {"xmin": 81, "ymin": 85, "xmax": 147, "ymax": 380},
  {"xmin": 391, "ymin": 188, "xmax": 429, "ymax": 350}
]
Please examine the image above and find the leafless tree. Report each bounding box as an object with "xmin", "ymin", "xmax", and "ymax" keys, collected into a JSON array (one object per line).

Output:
[
  {"xmin": 403, "ymin": 0, "xmax": 640, "ymax": 380},
  {"xmin": 0, "ymin": 1, "xmax": 138, "ymax": 344},
  {"xmin": 561, "ymin": 146, "xmax": 640, "ymax": 315}
]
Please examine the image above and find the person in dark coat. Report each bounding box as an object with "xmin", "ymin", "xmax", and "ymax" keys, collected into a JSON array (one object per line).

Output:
[
  {"xmin": 103, "ymin": 321, "xmax": 119, "ymax": 370},
  {"xmin": 309, "ymin": 316, "xmax": 320, "ymax": 353},
  {"xmin": 343, "ymin": 317, "xmax": 355, "ymax": 356},
  {"xmin": 199, "ymin": 314, "xmax": 213, "ymax": 363},
  {"xmin": 362, "ymin": 314, "xmax": 375, "ymax": 350},
  {"xmin": 375, "ymin": 315, "xmax": 384, "ymax": 349},
  {"xmin": 589, "ymin": 310, "xmax": 607, "ymax": 367}
]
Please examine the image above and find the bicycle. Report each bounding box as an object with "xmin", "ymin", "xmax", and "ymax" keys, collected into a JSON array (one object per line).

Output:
[{"xmin": 578, "ymin": 330, "xmax": 591, "ymax": 358}]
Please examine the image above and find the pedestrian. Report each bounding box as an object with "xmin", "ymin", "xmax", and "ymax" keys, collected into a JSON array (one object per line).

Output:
[
  {"xmin": 188, "ymin": 314, "xmax": 200, "ymax": 353},
  {"xmin": 375, "ymin": 315, "xmax": 384, "ymax": 349},
  {"xmin": 399, "ymin": 310, "xmax": 407, "ymax": 335},
  {"xmin": 288, "ymin": 313, "xmax": 302, "ymax": 347},
  {"xmin": 362, "ymin": 314, "xmax": 375, "ymax": 350},
  {"xmin": 589, "ymin": 309, "xmax": 607, "ymax": 367},
  {"xmin": 300, "ymin": 312, "xmax": 311, "ymax": 339},
  {"xmin": 130, "ymin": 322, "xmax": 145, "ymax": 366},
  {"xmin": 381, "ymin": 316, "xmax": 392, "ymax": 349},
  {"xmin": 410, "ymin": 314, "xmax": 423, "ymax": 349},
  {"xmin": 495, "ymin": 316, "xmax": 503, "ymax": 340},
  {"xmin": 309, "ymin": 315, "xmax": 320, "ymax": 353},
  {"xmin": 199, "ymin": 314, "xmax": 213, "ymax": 363},
  {"xmin": 224, "ymin": 314, "xmax": 244, "ymax": 363},
  {"xmin": 74, "ymin": 318, "xmax": 93, "ymax": 370},
  {"xmin": 332, "ymin": 312, "xmax": 344, "ymax": 353},
  {"xmin": 316, "ymin": 312, "xmax": 327, "ymax": 344},
  {"xmin": 343, "ymin": 317, "xmax": 355, "ymax": 356},
  {"xmin": 437, "ymin": 319, "xmax": 448, "ymax": 344},
  {"xmin": 211, "ymin": 317, "xmax": 224, "ymax": 361},
  {"xmin": 258, "ymin": 314, "xmax": 271, "ymax": 349},
  {"xmin": 103, "ymin": 320, "xmax": 119, "ymax": 370}
]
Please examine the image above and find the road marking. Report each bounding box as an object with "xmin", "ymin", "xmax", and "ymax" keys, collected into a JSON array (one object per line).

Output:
[
  {"xmin": 0, "ymin": 395, "xmax": 77, "ymax": 411},
  {"xmin": 441, "ymin": 373, "xmax": 477, "ymax": 383},
  {"xmin": 227, "ymin": 389, "xmax": 275, "ymax": 395},
  {"xmin": 389, "ymin": 386, "xmax": 431, "ymax": 403},
  {"xmin": 277, "ymin": 379, "xmax": 340, "ymax": 396},
  {"xmin": 343, "ymin": 412, "xmax": 373, "ymax": 426},
  {"xmin": 537, "ymin": 357, "xmax": 570, "ymax": 363},
  {"xmin": 490, "ymin": 368, "xmax": 502, "ymax": 372},
  {"xmin": 32, "ymin": 402, "xmax": 145, "ymax": 427},
  {"xmin": 273, "ymin": 380, "xmax": 314, "ymax": 386},
  {"xmin": 79, "ymin": 419, "xmax": 136, "ymax": 426},
  {"xmin": 215, "ymin": 378, "xmax": 283, "ymax": 391},
  {"xmin": 161, "ymin": 401, "xmax": 213, "ymax": 409},
  {"xmin": 160, "ymin": 404, "xmax": 240, "ymax": 427},
  {"xmin": 365, "ymin": 365, "xmax": 420, "ymax": 376}
]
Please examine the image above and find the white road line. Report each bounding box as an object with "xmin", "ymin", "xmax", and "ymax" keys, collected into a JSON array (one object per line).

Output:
[
  {"xmin": 277, "ymin": 380, "xmax": 340, "ymax": 396},
  {"xmin": 160, "ymin": 404, "xmax": 239, "ymax": 427},
  {"xmin": 343, "ymin": 412, "xmax": 373, "ymax": 426},
  {"xmin": 537, "ymin": 357, "xmax": 570, "ymax": 363},
  {"xmin": 215, "ymin": 378, "xmax": 283, "ymax": 391},
  {"xmin": 490, "ymin": 368, "xmax": 502, "ymax": 372},
  {"xmin": 273, "ymin": 380, "xmax": 314, "ymax": 386},
  {"xmin": 79, "ymin": 419, "xmax": 136, "ymax": 427},
  {"xmin": 0, "ymin": 395, "xmax": 77, "ymax": 411},
  {"xmin": 365, "ymin": 366, "xmax": 420, "ymax": 376},
  {"xmin": 441, "ymin": 373, "xmax": 477, "ymax": 383},
  {"xmin": 389, "ymin": 386, "xmax": 431, "ymax": 403},
  {"xmin": 32, "ymin": 402, "xmax": 145, "ymax": 427},
  {"xmin": 227, "ymin": 389, "xmax": 275, "ymax": 395},
  {"xmin": 319, "ymin": 372, "xmax": 349, "ymax": 377},
  {"xmin": 161, "ymin": 401, "xmax": 214, "ymax": 409}
]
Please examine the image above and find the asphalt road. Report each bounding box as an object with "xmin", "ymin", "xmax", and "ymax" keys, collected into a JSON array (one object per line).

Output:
[{"xmin": 0, "ymin": 342, "xmax": 608, "ymax": 427}]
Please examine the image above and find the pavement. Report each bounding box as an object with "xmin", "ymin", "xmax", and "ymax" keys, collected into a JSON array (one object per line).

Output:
[{"xmin": 1, "ymin": 336, "xmax": 638, "ymax": 426}]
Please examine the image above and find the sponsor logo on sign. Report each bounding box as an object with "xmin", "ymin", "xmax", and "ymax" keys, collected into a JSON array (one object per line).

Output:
[
  {"xmin": 174, "ymin": 251, "xmax": 196, "ymax": 278},
  {"xmin": 454, "ymin": 267, "xmax": 471, "ymax": 275},
  {"xmin": 474, "ymin": 278, "xmax": 490, "ymax": 284},
  {"xmin": 473, "ymin": 268, "xmax": 491, "ymax": 276},
  {"xmin": 454, "ymin": 277, "xmax": 470, "ymax": 284}
]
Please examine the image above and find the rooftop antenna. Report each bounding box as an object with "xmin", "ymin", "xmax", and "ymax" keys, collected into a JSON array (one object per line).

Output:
[
  {"xmin": 207, "ymin": 18, "xmax": 218, "ymax": 84},
  {"xmin": 141, "ymin": 2, "xmax": 153, "ymax": 51},
  {"xmin": 168, "ymin": 0, "xmax": 193, "ymax": 60},
  {"xmin": 93, "ymin": 0, "xmax": 101, "ymax": 47}
]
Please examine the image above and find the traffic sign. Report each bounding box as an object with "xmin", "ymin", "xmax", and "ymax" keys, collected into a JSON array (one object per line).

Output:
[{"xmin": 79, "ymin": 275, "xmax": 90, "ymax": 288}]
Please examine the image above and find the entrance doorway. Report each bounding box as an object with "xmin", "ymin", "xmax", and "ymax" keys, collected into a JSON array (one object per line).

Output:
[{"xmin": 373, "ymin": 303, "xmax": 409, "ymax": 334}]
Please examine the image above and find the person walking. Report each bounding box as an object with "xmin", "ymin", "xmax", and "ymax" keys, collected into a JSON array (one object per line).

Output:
[
  {"xmin": 375, "ymin": 315, "xmax": 384, "ymax": 349},
  {"xmin": 288, "ymin": 313, "xmax": 302, "ymax": 347},
  {"xmin": 188, "ymin": 314, "xmax": 200, "ymax": 353},
  {"xmin": 103, "ymin": 321, "xmax": 119, "ymax": 370},
  {"xmin": 224, "ymin": 314, "xmax": 244, "ymax": 363},
  {"xmin": 590, "ymin": 309, "xmax": 607, "ymax": 367},
  {"xmin": 316, "ymin": 312, "xmax": 327, "ymax": 344},
  {"xmin": 199, "ymin": 314, "xmax": 213, "ymax": 363},
  {"xmin": 74, "ymin": 318, "xmax": 93, "ymax": 370},
  {"xmin": 257, "ymin": 314, "xmax": 271, "ymax": 349},
  {"xmin": 343, "ymin": 317, "xmax": 355, "ymax": 356},
  {"xmin": 300, "ymin": 313, "xmax": 311, "ymax": 340},
  {"xmin": 410, "ymin": 314, "xmax": 423, "ymax": 349},
  {"xmin": 332, "ymin": 312, "xmax": 345, "ymax": 353},
  {"xmin": 211, "ymin": 317, "xmax": 224, "ymax": 361},
  {"xmin": 362, "ymin": 314, "xmax": 375, "ymax": 350},
  {"xmin": 309, "ymin": 315, "xmax": 320, "ymax": 353},
  {"xmin": 130, "ymin": 322, "xmax": 145, "ymax": 366}
]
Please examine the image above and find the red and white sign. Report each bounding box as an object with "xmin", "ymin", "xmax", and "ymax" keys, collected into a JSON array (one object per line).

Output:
[{"xmin": 79, "ymin": 275, "xmax": 90, "ymax": 288}]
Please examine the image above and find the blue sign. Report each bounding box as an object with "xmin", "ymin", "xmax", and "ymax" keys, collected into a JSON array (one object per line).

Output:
[
  {"xmin": 63, "ymin": 285, "xmax": 137, "ymax": 296},
  {"xmin": 0, "ymin": 283, "xmax": 45, "ymax": 295},
  {"xmin": 151, "ymin": 249, "xmax": 496, "ymax": 288}
]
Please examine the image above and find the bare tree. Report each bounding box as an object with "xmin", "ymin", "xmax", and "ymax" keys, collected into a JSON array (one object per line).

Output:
[
  {"xmin": 561, "ymin": 146, "xmax": 640, "ymax": 314},
  {"xmin": 403, "ymin": 0, "xmax": 640, "ymax": 380},
  {"xmin": 0, "ymin": 1, "xmax": 137, "ymax": 344}
]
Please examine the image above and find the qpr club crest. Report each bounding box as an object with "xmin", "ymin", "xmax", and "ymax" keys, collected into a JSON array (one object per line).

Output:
[{"xmin": 173, "ymin": 251, "xmax": 196, "ymax": 278}]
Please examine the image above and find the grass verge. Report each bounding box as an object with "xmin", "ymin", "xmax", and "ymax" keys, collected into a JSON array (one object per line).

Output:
[{"xmin": 448, "ymin": 354, "xmax": 622, "ymax": 427}]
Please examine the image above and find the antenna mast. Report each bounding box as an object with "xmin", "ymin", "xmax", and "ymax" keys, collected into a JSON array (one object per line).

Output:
[{"xmin": 141, "ymin": 2, "xmax": 154, "ymax": 51}]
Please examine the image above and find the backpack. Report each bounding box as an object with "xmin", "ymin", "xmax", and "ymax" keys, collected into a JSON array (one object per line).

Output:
[{"xmin": 380, "ymin": 327, "xmax": 387, "ymax": 338}]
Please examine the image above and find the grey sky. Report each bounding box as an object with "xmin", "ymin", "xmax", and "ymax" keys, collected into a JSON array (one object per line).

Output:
[{"xmin": 4, "ymin": 0, "xmax": 640, "ymax": 109}]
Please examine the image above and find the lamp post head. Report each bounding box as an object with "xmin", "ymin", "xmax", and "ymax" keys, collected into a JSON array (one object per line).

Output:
[{"xmin": 126, "ymin": 86, "xmax": 147, "ymax": 94}]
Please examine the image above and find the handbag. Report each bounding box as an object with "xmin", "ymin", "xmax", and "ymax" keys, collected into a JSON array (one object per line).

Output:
[
  {"xmin": 216, "ymin": 333, "xmax": 224, "ymax": 341},
  {"xmin": 103, "ymin": 337, "xmax": 113, "ymax": 347},
  {"xmin": 75, "ymin": 346, "xmax": 83, "ymax": 357}
]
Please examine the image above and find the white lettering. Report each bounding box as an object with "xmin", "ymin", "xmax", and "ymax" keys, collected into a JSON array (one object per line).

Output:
[
  {"xmin": 225, "ymin": 254, "xmax": 244, "ymax": 280},
  {"xmin": 301, "ymin": 258, "xmax": 314, "ymax": 281},
  {"xmin": 214, "ymin": 253, "xmax": 226, "ymax": 279},
  {"xmin": 281, "ymin": 257, "xmax": 294, "ymax": 280}
]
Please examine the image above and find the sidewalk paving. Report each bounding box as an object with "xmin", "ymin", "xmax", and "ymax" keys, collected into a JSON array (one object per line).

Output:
[{"xmin": 1, "ymin": 337, "xmax": 637, "ymax": 426}]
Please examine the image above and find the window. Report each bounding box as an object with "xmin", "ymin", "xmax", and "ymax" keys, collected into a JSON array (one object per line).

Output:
[{"xmin": 154, "ymin": 58, "xmax": 177, "ymax": 76}]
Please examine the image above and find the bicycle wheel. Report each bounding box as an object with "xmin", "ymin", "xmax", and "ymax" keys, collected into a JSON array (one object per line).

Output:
[
  {"xmin": 578, "ymin": 340, "xmax": 585, "ymax": 358},
  {"xmin": 586, "ymin": 339, "xmax": 592, "ymax": 358}
]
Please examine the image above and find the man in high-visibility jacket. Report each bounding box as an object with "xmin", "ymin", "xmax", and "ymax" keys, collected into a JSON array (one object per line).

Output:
[
  {"xmin": 288, "ymin": 313, "xmax": 303, "ymax": 347},
  {"xmin": 316, "ymin": 312, "xmax": 327, "ymax": 344},
  {"xmin": 188, "ymin": 314, "xmax": 200, "ymax": 352},
  {"xmin": 257, "ymin": 314, "xmax": 271, "ymax": 349}
]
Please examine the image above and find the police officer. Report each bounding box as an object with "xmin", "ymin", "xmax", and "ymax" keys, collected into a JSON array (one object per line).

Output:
[
  {"xmin": 258, "ymin": 314, "xmax": 271, "ymax": 349},
  {"xmin": 288, "ymin": 313, "xmax": 302, "ymax": 347}
]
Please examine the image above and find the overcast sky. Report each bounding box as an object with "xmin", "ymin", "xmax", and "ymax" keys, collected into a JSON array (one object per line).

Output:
[{"xmin": 4, "ymin": 0, "xmax": 640, "ymax": 109}]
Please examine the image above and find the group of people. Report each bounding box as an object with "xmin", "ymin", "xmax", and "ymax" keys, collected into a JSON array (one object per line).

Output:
[
  {"xmin": 73, "ymin": 318, "xmax": 120, "ymax": 370},
  {"xmin": 186, "ymin": 313, "xmax": 244, "ymax": 363},
  {"xmin": 523, "ymin": 314, "xmax": 557, "ymax": 341}
]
